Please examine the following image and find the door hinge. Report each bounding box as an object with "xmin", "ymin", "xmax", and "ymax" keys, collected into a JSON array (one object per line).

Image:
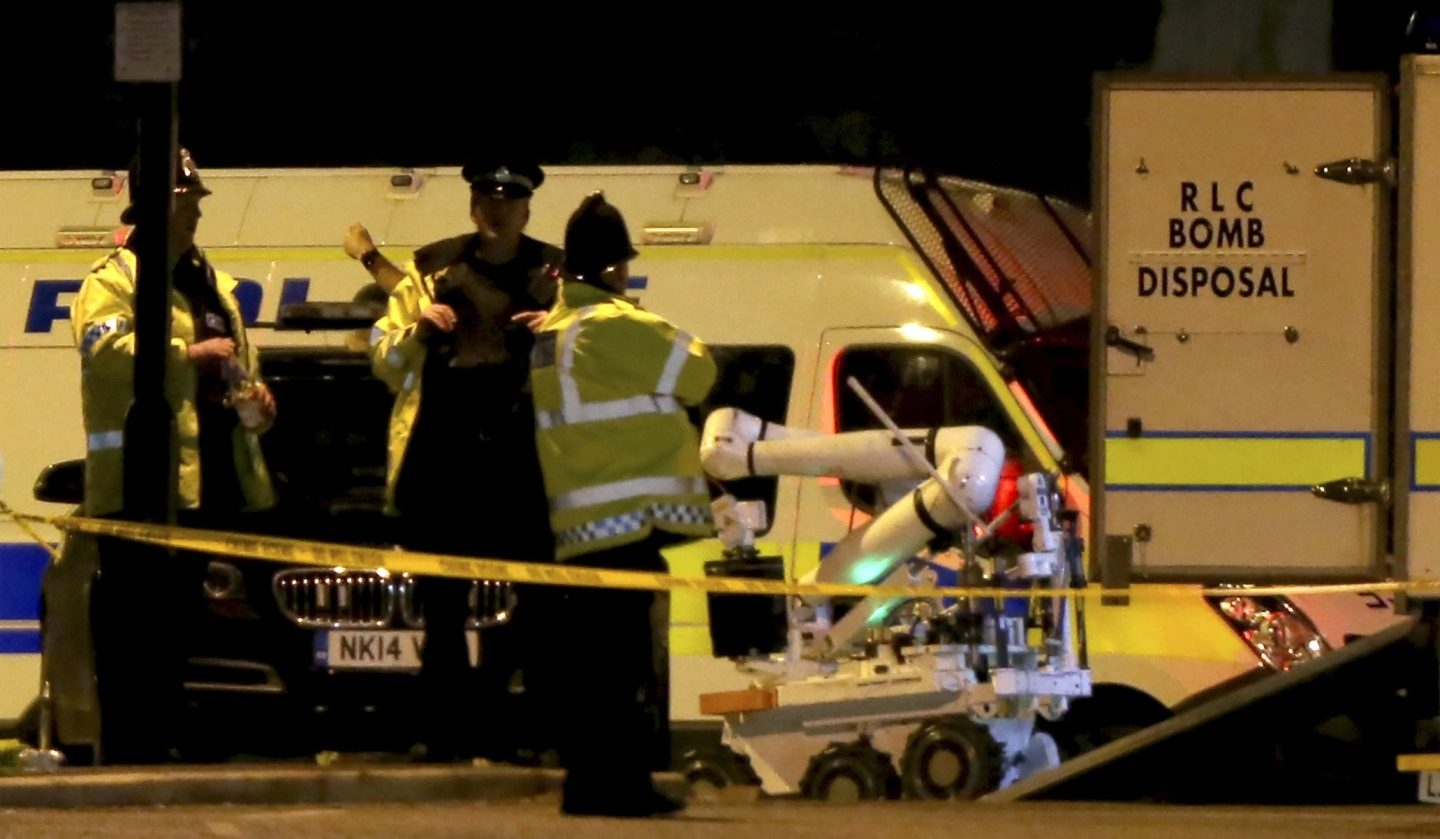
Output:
[{"xmin": 1314, "ymin": 157, "xmax": 1396, "ymax": 187}]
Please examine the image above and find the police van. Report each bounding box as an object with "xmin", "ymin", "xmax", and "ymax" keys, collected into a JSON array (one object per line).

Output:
[{"xmin": 0, "ymin": 163, "xmax": 1402, "ymax": 765}]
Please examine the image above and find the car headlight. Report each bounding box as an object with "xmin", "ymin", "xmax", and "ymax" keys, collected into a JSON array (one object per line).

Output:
[
  {"xmin": 203, "ymin": 561, "xmax": 245, "ymax": 600},
  {"xmin": 1207, "ymin": 592, "xmax": 1330, "ymax": 671}
]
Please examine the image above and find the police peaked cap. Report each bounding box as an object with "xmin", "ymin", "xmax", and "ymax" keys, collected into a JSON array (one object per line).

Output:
[
  {"xmin": 119, "ymin": 147, "xmax": 212, "ymax": 224},
  {"xmin": 461, "ymin": 158, "xmax": 545, "ymax": 199}
]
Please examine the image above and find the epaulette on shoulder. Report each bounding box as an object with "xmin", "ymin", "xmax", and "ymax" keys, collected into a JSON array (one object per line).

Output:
[
  {"xmin": 91, "ymin": 247, "xmax": 136, "ymax": 281},
  {"xmin": 413, "ymin": 233, "xmax": 475, "ymax": 275}
]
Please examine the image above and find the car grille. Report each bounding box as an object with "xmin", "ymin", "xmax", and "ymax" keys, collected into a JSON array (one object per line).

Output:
[
  {"xmin": 396, "ymin": 577, "xmax": 517, "ymax": 630},
  {"xmin": 274, "ymin": 569, "xmax": 514, "ymax": 629},
  {"xmin": 273, "ymin": 569, "xmax": 397, "ymax": 628}
]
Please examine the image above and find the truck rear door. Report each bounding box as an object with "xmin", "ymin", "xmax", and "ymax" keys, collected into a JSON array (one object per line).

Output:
[
  {"xmin": 1092, "ymin": 77, "xmax": 1390, "ymax": 581},
  {"xmin": 1400, "ymin": 55, "xmax": 1440, "ymax": 586}
]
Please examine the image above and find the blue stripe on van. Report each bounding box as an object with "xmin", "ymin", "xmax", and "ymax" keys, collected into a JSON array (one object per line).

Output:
[
  {"xmin": 0, "ymin": 630, "xmax": 41, "ymax": 654},
  {"xmin": 0, "ymin": 543, "xmax": 49, "ymax": 621}
]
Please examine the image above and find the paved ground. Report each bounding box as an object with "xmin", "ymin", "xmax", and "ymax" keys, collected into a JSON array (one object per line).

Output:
[
  {"xmin": 2, "ymin": 797, "xmax": 1438, "ymax": 839},
  {"xmin": 0, "ymin": 749, "xmax": 1436, "ymax": 839},
  {"xmin": 0, "ymin": 759, "xmax": 686, "ymax": 808}
]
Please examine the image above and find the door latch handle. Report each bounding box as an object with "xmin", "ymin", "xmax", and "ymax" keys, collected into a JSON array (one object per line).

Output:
[{"xmin": 1311, "ymin": 477, "xmax": 1389, "ymax": 505}]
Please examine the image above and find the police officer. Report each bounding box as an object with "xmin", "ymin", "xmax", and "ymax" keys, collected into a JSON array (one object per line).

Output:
[
  {"xmin": 71, "ymin": 148, "xmax": 277, "ymax": 761},
  {"xmin": 369, "ymin": 157, "xmax": 560, "ymax": 763},
  {"xmin": 530, "ymin": 192, "xmax": 717, "ymax": 817},
  {"xmin": 74, "ymin": 148, "xmax": 276, "ymax": 520}
]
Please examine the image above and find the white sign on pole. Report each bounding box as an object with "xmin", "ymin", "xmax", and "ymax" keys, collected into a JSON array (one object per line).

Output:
[{"xmin": 114, "ymin": 2, "xmax": 182, "ymax": 83}]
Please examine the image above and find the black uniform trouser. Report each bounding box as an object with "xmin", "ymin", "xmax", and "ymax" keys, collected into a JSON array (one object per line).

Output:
[
  {"xmin": 399, "ymin": 517, "xmax": 489, "ymax": 760},
  {"xmin": 401, "ymin": 505, "xmax": 554, "ymax": 760},
  {"xmin": 395, "ymin": 386, "xmax": 554, "ymax": 761},
  {"xmin": 414, "ymin": 571, "xmax": 475, "ymax": 759},
  {"xmin": 552, "ymin": 535, "xmax": 672, "ymax": 803}
]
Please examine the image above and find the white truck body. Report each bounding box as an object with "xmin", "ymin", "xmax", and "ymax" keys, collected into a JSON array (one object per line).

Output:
[{"xmin": 1093, "ymin": 76, "xmax": 1390, "ymax": 581}]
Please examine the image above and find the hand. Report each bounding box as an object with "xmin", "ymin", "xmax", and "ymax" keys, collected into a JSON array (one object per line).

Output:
[
  {"xmin": 344, "ymin": 223, "xmax": 377, "ymax": 260},
  {"xmin": 232, "ymin": 381, "xmax": 278, "ymax": 434},
  {"xmin": 416, "ymin": 303, "xmax": 457, "ymax": 340},
  {"xmin": 250, "ymin": 382, "xmax": 278, "ymax": 434},
  {"xmin": 187, "ymin": 337, "xmax": 236, "ymax": 369},
  {"xmin": 510, "ymin": 310, "xmax": 548, "ymax": 334}
]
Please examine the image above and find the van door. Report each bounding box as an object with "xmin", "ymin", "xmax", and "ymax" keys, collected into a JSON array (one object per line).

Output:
[{"xmin": 1093, "ymin": 77, "xmax": 1389, "ymax": 581}]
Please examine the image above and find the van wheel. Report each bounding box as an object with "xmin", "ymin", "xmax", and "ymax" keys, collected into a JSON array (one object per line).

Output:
[
  {"xmin": 800, "ymin": 742, "xmax": 899, "ymax": 802},
  {"xmin": 1047, "ymin": 692, "xmax": 1171, "ymax": 758},
  {"xmin": 680, "ymin": 744, "xmax": 760, "ymax": 796},
  {"xmin": 900, "ymin": 717, "xmax": 1005, "ymax": 800}
]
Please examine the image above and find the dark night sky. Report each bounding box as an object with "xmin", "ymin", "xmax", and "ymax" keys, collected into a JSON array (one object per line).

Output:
[{"xmin": 2, "ymin": 1, "xmax": 1422, "ymax": 207}]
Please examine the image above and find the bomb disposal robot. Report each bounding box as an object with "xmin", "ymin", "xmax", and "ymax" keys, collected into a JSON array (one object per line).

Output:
[{"xmin": 692, "ymin": 380, "xmax": 1091, "ymax": 801}]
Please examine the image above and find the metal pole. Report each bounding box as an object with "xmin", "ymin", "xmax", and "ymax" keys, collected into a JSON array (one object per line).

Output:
[
  {"xmin": 116, "ymin": 0, "xmax": 180, "ymax": 525},
  {"xmin": 102, "ymin": 0, "xmax": 184, "ymax": 764},
  {"xmin": 123, "ymin": 79, "xmax": 178, "ymax": 524}
]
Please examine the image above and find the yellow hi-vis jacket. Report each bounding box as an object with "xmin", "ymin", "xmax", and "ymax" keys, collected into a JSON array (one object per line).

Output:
[
  {"xmin": 70, "ymin": 247, "xmax": 274, "ymax": 517},
  {"xmin": 529, "ymin": 281, "xmax": 718, "ymax": 561},
  {"xmin": 368, "ymin": 269, "xmax": 435, "ymax": 513}
]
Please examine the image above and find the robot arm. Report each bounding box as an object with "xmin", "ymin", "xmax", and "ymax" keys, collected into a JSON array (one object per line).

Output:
[
  {"xmin": 702, "ymin": 406, "xmax": 1000, "ymax": 486},
  {"xmin": 703, "ymin": 407, "xmax": 1067, "ymax": 657}
]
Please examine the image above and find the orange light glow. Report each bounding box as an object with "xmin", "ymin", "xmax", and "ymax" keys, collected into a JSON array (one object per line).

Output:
[
  {"xmin": 821, "ymin": 348, "xmax": 841, "ymax": 435},
  {"xmin": 1007, "ymin": 380, "xmax": 1062, "ymax": 461}
]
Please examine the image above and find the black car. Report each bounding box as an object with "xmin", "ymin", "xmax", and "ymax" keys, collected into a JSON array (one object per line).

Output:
[{"xmin": 31, "ymin": 303, "xmax": 521, "ymax": 765}]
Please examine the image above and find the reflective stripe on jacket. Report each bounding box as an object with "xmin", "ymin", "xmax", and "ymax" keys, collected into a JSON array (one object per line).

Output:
[
  {"xmin": 530, "ymin": 281, "xmax": 717, "ymax": 561},
  {"xmin": 70, "ymin": 247, "xmax": 274, "ymax": 516}
]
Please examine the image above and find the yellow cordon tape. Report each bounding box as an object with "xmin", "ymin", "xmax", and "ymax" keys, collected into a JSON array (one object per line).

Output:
[
  {"xmin": 6, "ymin": 506, "xmax": 1439, "ymax": 601},
  {"xmin": 1397, "ymin": 754, "xmax": 1440, "ymax": 772},
  {"xmin": 15, "ymin": 511, "xmax": 1050, "ymax": 599},
  {"xmin": 0, "ymin": 503, "xmax": 60, "ymax": 561}
]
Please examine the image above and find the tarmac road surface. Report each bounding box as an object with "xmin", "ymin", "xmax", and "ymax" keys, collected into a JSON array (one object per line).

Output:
[{"xmin": 2, "ymin": 797, "xmax": 1437, "ymax": 839}]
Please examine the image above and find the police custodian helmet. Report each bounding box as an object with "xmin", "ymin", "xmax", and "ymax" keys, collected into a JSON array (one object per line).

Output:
[
  {"xmin": 564, "ymin": 191, "xmax": 639, "ymax": 281},
  {"xmin": 119, "ymin": 147, "xmax": 213, "ymax": 225}
]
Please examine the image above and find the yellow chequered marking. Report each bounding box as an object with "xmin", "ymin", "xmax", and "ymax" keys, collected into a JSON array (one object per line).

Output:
[
  {"xmin": 896, "ymin": 251, "xmax": 961, "ymax": 328},
  {"xmin": 662, "ymin": 537, "xmax": 724, "ymax": 627},
  {"xmin": 1083, "ymin": 587, "xmax": 1250, "ymax": 660},
  {"xmin": 1105, "ymin": 434, "xmax": 1368, "ymax": 489},
  {"xmin": 637, "ymin": 244, "xmax": 904, "ymax": 262},
  {"xmin": 0, "ymin": 248, "xmax": 358, "ymax": 264},
  {"xmin": 1413, "ymin": 436, "xmax": 1440, "ymax": 489},
  {"xmin": 0, "ymin": 244, "xmax": 911, "ymax": 264},
  {"xmin": 670, "ymin": 625, "xmax": 715, "ymax": 657}
]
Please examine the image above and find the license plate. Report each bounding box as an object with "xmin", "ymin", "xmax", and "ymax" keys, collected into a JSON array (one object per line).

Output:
[
  {"xmin": 1420, "ymin": 770, "xmax": 1440, "ymax": 804},
  {"xmin": 313, "ymin": 630, "xmax": 479, "ymax": 670}
]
